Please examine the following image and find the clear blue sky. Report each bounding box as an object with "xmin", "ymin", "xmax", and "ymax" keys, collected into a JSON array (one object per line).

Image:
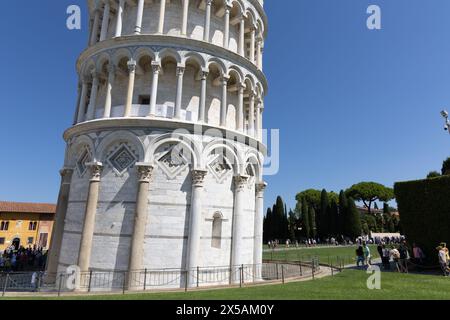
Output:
[{"xmin": 1, "ymin": 0, "xmax": 450, "ymax": 211}]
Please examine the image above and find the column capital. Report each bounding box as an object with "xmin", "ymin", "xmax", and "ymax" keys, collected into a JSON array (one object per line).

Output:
[
  {"xmin": 221, "ymin": 76, "xmax": 230, "ymax": 85},
  {"xmin": 200, "ymin": 69, "xmax": 209, "ymax": 80},
  {"xmin": 206, "ymin": 0, "xmax": 213, "ymax": 5},
  {"xmin": 151, "ymin": 62, "xmax": 162, "ymax": 74},
  {"xmin": 177, "ymin": 65, "xmax": 186, "ymax": 76},
  {"xmin": 192, "ymin": 169, "xmax": 208, "ymax": 187},
  {"xmin": 60, "ymin": 168, "xmax": 74, "ymax": 184},
  {"xmin": 127, "ymin": 59, "xmax": 137, "ymax": 72},
  {"xmin": 234, "ymin": 175, "xmax": 249, "ymax": 190},
  {"xmin": 238, "ymin": 82, "xmax": 246, "ymax": 91},
  {"xmin": 136, "ymin": 163, "xmax": 154, "ymax": 183},
  {"xmin": 256, "ymin": 182, "xmax": 267, "ymax": 196},
  {"xmin": 86, "ymin": 162, "xmax": 103, "ymax": 182}
]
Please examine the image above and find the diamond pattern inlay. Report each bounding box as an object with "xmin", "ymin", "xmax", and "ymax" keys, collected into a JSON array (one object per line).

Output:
[
  {"xmin": 107, "ymin": 145, "xmax": 137, "ymax": 175},
  {"xmin": 208, "ymin": 155, "xmax": 232, "ymax": 183},
  {"xmin": 76, "ymin": 149, "xmax": 91, "ymax": 177}
]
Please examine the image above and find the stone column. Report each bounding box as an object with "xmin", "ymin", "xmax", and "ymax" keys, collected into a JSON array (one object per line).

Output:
[
  {"xmin": 158, "ymin": 0, "xmax": 167, "ymax": 34},
  {"xmin": 78, "ymin": 162, "xmax": 103, "ymax": 274},
  {"xmin": 149, "ymin": 63, "xmax": 161, "ymax": 117},
  {"xmin": 250, "ymin": 27, "xmax": 256, "ymax": 63},
  {"xmin": 237, "ymin": 83, "xmax": 245, "ymax": 132},
  {"xmin": 198, "ymin": 70, "xmax": 208, "ymax": 123},
  {"xmin": 231, "ymin": 175, "xmax": 249, "ymax": 281},
  {"xmin": 124, "ymin": 60, "xmax": 137, "ymax": 117},
  {"xmin": 115, "ymin": 0, "xmax": 126, "ymax": 37},
  {"xmin": 89, "ymin": 9, "xmax": 101, "ymax": 46},
  {"xmin": 223, "ymin": 6, "xmax": 231, "ymax": 49},
  {"xmin": 220, "ymin": 76, "xmax": 229, "ymax": 127},
  {"xmin": 127, "ymin": 163, "xmax": 153, "ymax": 290},
  {"xmin": 134, "ymin": 0, "xmax": 145, "ymax": 35},
  {"xmin": 86, "ymin": 71, "xmax": 100, "ymax": 121},
  {"xmin": 255, "ymin": 99, "xmax": 263, "ymax": 140},
  {"xmin": 256, "ymin": 38, "xmax": 262, "ymax": 69},
  {"xmin": 103, "ymin": 64, "xmax": 115, "ymax": 118},
  {"xmin": 253, "ymin": 182, "xmax": 267, "ymax": 279},
  {"xmin": 248, "ymin": 91, "xmax": 255, "ymax": 137},
  {"xmin": 73, "ymin": 83, "xmax": 82, "ymax": 125},
  {"xmin": 186, "ymin": 169, "xmax": 207, "ymax": 287},
  {"xmin": 174, "ymin": 66, "xmax": 185, "ymax": 119},
  {"xmin": 203, "ymin": 0, "xmax": 212, "ymax": 42},
  {"xmin": 76, "ymin": 77, "xmax": 89, "ymax": 123},
  {"xmin": 45, "ymin": 168, "xmax": 74, "ymax": 282},
  {"xmin": 238, "ymin": 18, "xmax": 245, "ymax": 57},
  {"xmin": 99, "ymin": 0, "xmax": 111, "ymax": 41},
  {"xmin": 181, "ymin": 0, "xmax": 189, "ymax": 36}
]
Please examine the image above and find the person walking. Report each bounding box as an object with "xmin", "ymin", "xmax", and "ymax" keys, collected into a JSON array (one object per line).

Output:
[
  {"xmin": 356, "ymin": 245, "xmax": 365, "ymax": 268},
  {"xmin": 437, "ymin": 246, "xmax": 449, "ymax": 277},
  {"xmin": 382, "ymin": 245, "xmax": 391, "ymax": 270},
  {"xmin": 363, "ymin": 242, "xmax": 371, "ymax": 267}
]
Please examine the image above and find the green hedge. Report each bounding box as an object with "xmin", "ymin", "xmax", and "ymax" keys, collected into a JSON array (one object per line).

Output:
[{"xmin": 394, "ymin": 175, "xmax": 450, "ymax": 263}]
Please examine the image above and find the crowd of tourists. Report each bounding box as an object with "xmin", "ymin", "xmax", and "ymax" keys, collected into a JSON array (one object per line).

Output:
[
  {"xmin": 355, "ymin": 241, "xmax": 450, "ymax": 277},
  {"xmin": 0, "ymin": 246, "xmax": 47, "ymax": 272}
]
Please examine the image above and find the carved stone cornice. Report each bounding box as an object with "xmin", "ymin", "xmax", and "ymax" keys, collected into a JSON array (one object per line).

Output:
[{"xmin": 136, "ymin": 163, "xmax": 153, "ymax": 183}]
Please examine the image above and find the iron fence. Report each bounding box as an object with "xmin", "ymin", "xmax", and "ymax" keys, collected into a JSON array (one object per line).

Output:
[{"xmin": 0, "ymin": 260, "xmax": 323, "ymax": 296}]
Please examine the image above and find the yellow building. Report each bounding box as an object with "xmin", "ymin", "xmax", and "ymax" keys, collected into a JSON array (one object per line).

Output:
[{"xmin": 0, "ymin": 201, "xmax": 55, "ymax": 251}]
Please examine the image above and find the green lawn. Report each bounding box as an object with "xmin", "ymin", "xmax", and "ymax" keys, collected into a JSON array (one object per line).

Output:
[
  {"xmin": 263, "ymin": 245, "xmax": 379, "ymax": 266},
  {"xmin": 5, "ymin": 269, "xmax": 449, "ymax": 300}
]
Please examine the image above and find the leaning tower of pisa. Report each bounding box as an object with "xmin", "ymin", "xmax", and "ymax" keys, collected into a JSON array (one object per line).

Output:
[{"xmin": 47, "ymin": 0, "xmax": 268, "ymax": 289}]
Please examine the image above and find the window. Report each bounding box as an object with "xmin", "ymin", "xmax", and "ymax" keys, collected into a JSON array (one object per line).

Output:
[
  {"xmin": 211, "ymin": 212, "xmax": 223, "ymax": 249},
  {"xmin": 138, "ymin": 95, "xmax": 150, "ymax": 105},
  {"xmin": 39, "ymin": 233, "xmax": 48, "ymax": 248},
  {"xmin": 0, "ymin": 221, "xmax": 9, "ymax": 231},
  {"xmin": 28, "ymin": 221, "xmax": 37, "ymax": 231},
  {"xmin": 0, "ymin": 238, "xmax": 4, "ymax": 245},
  {"xmin": 27, "ymin": 237, "xmax": 34, "ymax": 245}
]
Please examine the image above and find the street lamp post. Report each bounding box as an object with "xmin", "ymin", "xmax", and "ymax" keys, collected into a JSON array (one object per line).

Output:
[{"xmin": 442, "ymin": 110, "xmax": 450, "ymax": 134}]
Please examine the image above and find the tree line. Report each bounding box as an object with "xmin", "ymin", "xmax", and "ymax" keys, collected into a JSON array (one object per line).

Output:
[{"xmin": 263, "ymin": 182, "xmax": 401, "ymax": 243}]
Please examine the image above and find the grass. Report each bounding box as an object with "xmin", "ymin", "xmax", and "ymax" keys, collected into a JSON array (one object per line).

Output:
[
  {"xmin": 4, "ymin": 269, "xmax": 450, "ymax": 300},
  {"xmin": 263, "ymin": 245, "xmax": 378, "ymax": 266}
]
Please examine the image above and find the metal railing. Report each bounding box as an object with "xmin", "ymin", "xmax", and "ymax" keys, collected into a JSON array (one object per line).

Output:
[{"xmin": 0, "ymin": 260, "xmax": 322, "ymax": 296}]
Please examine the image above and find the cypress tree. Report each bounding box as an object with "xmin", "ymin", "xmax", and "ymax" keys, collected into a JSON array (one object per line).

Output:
[
  {"xmin": 319, "ymin": 189, "xmax": 330, "ymax": 238},
  {"xmin": 301, "ymin": 198, "xmax": 311, "ymax": 239},
  {"xmin": 338, "ymin": 191, "xmax": 348, "ymax": 237},
  {"xmin": 346, "ymin": 197, "xmax": 362, "ymax": 239},
  {"xmin": 309, "ymin": 205, "xmax": 317, "ymax": 238}
]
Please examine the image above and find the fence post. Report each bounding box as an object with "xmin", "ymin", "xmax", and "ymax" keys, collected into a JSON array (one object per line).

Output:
[
  {"xmin": 184, "ymin": 270, "xmax": 188, "ymax": 292},
  {"xmin": 239, "ymin": 265, "xmax": 243, "ymax": 288},
  {"xmin": 143, "ymin": 269, "xmax": 147, "ymax": 291},
  {"xmin": 281, "ymin": 265, "xmax": 285, "ymax": 284},
  {"xmin": 276, "ymin": 263, "xmax": 279, "ymax": 280},
  {"xmin": 312, "ymin": 261, "xmax": 315, "ymax": 280},
  {"xmin": 87, "ymin": 270, "xmax": 93, "ymax": 293},
  {"xmin": 58, "ymin": 274, "xmax": 63, "ymax": 297},
  {"xmin": 299, "ymin": 262, "xmax": 303, "ymax": 277},
  {"xmin": 196, "ymin": 267, "xmax": 200, "ymax": 288},
  {"xmin": 2, "ymin": 274, "xmax": 8, "ymax": 297},
  {"xmin": 122, "ymin": 272, "xmax": 127, "ymax": 294},
  {"xmin": 331, "ymin": 262, "xmax": 334, "ymax": 276}
]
